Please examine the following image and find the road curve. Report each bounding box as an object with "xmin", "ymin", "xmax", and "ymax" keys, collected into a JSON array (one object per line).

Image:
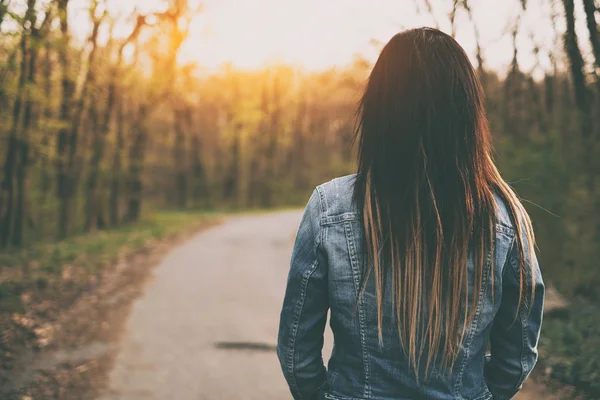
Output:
[{"xmin": 100, "ymin": 211, "xmax": 320, "ymax": 400}]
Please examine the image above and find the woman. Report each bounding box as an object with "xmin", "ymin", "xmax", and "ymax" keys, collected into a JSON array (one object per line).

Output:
[{"xmin": 277, "ymin": 28, "xmax": 544, "ymax": 400}]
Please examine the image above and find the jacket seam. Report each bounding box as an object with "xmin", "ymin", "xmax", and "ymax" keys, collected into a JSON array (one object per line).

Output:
[
  {"xmin": 344, "ymin": 220, "xmax": 371, "ymax": 399},
  {"xmin": 326, "ymin": 393, "xmax": 491, "ymax": 400},
  {"xmin": 285, "ymin": 257, "xmax": 320, "ymax": 399},
  {"xmin": 323, "ymin": 212, "xmax": 360, "ymax": 225},
  {"xmin": 454, "ymin": 248, "xmax": 492, "ymax": 396},
  {"xmin": 516, "ymin": 258, "xmax": 529, "ymax": 389},
  {"xmin": 518, "ymin": 304, "xmax": 528, "ymax": 388},
  {"xmin": 506, "ymin": 239, "xmax": 522, "ymax": 281},
  {"xmin": 496, "ymin": 222, "xmax": 515, "ymax": 236},
  {"xmin": 502, "ymin": 237, "xmax": 517, "ymax": 280},
  {"xmin": 502, "ymin": 236, "xmax": 528, "ymax": 390},
  {"xmin": 509, "ymin": 238, "xmax": 527, "ymax": 390},
  {"xmin": 322, "ymin": 215, "xmax": 516, "ymax": 232},
  {"xmin": 317, "ymin": 185, "xmax": 328, "ymax": 216},
  {"xmin": 285, "ymin": 188, "xmax": 325, "ymax": 400}
]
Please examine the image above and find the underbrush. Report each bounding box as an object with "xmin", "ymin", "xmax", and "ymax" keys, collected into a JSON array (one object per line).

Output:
[
  {"xmin": 539, "ymin": 285, "xmax": 600, "ymax": 399},
  {"xmin": 0, "ymin": 211, "xmax": 219, "ymax": 347}
]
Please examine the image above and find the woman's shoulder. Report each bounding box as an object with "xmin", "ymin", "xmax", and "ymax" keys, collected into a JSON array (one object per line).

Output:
[
  {"xmin": 317, "ymin": 174, "xmax": 357, "ymax": 193},
  {"xmin": 492, "ymin": 192, "xmax": 520, "ymax": 236},
  {"xmin": 314, "ymin": 174, "xmax": 359, "ymax": 221}
]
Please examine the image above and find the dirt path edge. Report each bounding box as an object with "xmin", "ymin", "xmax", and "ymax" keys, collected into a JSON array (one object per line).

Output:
[{"xmin": 1, "ymin": 219, "xmax": 221, "ymax": 400}]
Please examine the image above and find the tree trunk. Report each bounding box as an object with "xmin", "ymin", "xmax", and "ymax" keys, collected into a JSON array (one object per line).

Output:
[
  {"xmin": 222, "ymin": 125, "xmax": 240, "ymax": 203},
  {"xmin": 13, "ymin": 8, "xmax": 42, "ymax": 246},
  {"xmin": 39, "ymin": 44, "xmax": 53, "ymax": 232},
  {"xmin": 84, "ymin": 88, "xmax": 103, "ymax": 231},
  {"xmin": 249, "ymin": 80, "xmax": 270, "ymax": 207},
  {"xmin": 262, "ymin": 74, "xmax": 282, "ymax": 207},
  {"xmin": 86, "ymin": 15, "xmax": 136, "ymax": 231},
  {"xmin": 582, "ymin": 0, "xmax": 600, "ymax": 75},
  {"xmin": 0, "ymin": 13, "xmax": 31, "ymax": 247},
  {"xmin": 125, "ymin": 106, "xmax": 149, "ymax": 223},
  {"xmin": 527, "ymin": 77, "xmax": 548, "ymax": 133},
  {"xmin": 562, "ymin": 0, "xmax": 594, "ymax": 190},
  {"xmin": 503, "ymin": 24, "xmax": 522, "ymax": 136},
  {"xmin": 190, "ymin": 131, "xmax": 208, "ymax": 207},
  {"xmin": 13, "ymin": 137, "xmax": 30, "ymax": 247},
  {"xmin": 580, "ymin": 0, "xmax": 600, "ymax": 237},
  {"xmin": 544, "ymin": 74, "xmax": 555, "ymax": 115},
  {"xmin": 173, "ymin": 107, "xmax": 188, "ymax": 208},
  {"xmin": 291, "ymin": 92, "xmax": 307, "ymax": 190},
  {"xmin": 222, "ymin": 78, "xmax": 242, "ymax": 206},
  {"xmin": 54, "ymin": 0, "xmax": 104, "ymax": 238},
  {"xmin": 0, "ymin": 138, "xmax": 20, "ymax": 247},
  {"xmin": 56, "ymin": 0, "xmax": 74, "ymax": 239},
  {"xmin": 109, "ymin": 96, "xmax": 125, "ymax": 226},
  {"xmin": 65, "ymin": 7, "xmax": 103, "ymax": 227},
  {"xmin": 105, "ymin": 17, "xmax": 149, "ymax": 226}
]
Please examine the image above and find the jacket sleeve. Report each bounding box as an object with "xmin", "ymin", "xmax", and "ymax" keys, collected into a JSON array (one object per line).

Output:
[
  {"xmin": 277, "ymin": 188, "xmax": 329, "ymax": 400},
  {"xmin": 484, "ymin": 235, "xmax": 545, "ymax": 400}
]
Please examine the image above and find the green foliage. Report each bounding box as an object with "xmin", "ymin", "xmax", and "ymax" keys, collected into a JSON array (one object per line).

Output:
[
  {"xmin": 0, "ymin": 211, "xmax": 218, "ymax": 316},
  {"xmin": 484, "ymin": 66, "xmax": 600, "ymax": 395},
  {"xmin": 541, "ymin": 300, "xmax": 600, "ymax": 398},
  {"xmin": 0, "ymin": 280, "xmax": 24, "ymax": 314}
]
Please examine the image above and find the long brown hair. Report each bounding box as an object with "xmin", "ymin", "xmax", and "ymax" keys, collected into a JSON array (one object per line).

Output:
[{"xmin": 353, "ymin": 28, "xmax": 535, "ymax": 377}]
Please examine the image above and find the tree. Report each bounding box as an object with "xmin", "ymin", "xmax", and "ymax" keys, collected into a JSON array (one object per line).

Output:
[
  {"xmin": 86, "ymin": 12, "xmax": 148, "ymax": 230},
  {"xmin": 55, "ymin": 0, "xmax": 75, "ymax": 239},
  {"xmin": 562, "ymin": 0, "xmax": 594, "ymax": 190},
  {"xmin": 0, "ymin": 0, "xmax": 10, "ymax": 31},
  {"xmin": 125, "ymin": 0, "xmax": 194, "ymax": 221},
  {"xmin": 0, "ymin": 0, "xmax": 51, "ymax": 247},
  {"xmin": 582, "ymin": 0, "xmax": 600, "ymax": 84},
  {"xmin": 12, "ymin": 2, "xmax": 52, "ymax": 246}
]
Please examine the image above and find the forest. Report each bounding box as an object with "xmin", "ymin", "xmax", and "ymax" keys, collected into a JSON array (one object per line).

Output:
[{"xmin": 1, "ymin": 0, "xmax": 600, "ymax": 397}]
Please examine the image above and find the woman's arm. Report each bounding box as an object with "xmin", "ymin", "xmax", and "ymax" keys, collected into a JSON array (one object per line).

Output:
[
  {"xmin": 484, "ymin": 236, "xmax": 545, "ymax": 400},
  {"xmin": 277, "ymin": 189, "xmax": 329, "ymax": 400}
]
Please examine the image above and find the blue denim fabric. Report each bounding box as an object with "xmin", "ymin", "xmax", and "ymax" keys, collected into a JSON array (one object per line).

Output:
[{"xmin": 277, "ymin": 175, "xmax": 544, "ymax": 400}]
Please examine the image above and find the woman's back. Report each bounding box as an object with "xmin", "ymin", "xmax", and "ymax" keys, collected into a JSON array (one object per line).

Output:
[
  {"xmin": 280, "ymin": 174, "xmax": 543, "ymax": 400},
  {"xmin": 277, "ymin": 28, "xmax": 544, "ymax": 400}
]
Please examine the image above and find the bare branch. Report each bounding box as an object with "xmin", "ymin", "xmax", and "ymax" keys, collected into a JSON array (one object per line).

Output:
[
  {"xmin": 36, "ymin": 2, "xmax": 54, "ymax": 36},
  {"xmin": 582, "ymin": 0, "xmax": 600, "ymax": 72},
  {"xmin": 449, "ymin": 0, "xmax": 459, "ymax": 38},
  {"xmin": 117, "ymin": 12, "xmax": 151, "ymax": 62},
  {"xmin": 510, "ymin": 15, "xmax": 520, "ymax": 74},
  {"xmin": 462, "ymin": 0, "xmax": 484, "ymax": 73},
  {"xmin": 0, "ymin": 0, "xmax": 12, "ymax": 30}
]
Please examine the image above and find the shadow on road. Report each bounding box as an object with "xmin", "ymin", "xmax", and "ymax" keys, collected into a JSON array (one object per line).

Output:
[{"xmin": 214, "ymin": 342, "xmax": 277, "ymax": 352}]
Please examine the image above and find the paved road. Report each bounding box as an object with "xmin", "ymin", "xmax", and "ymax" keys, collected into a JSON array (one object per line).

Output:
[
  {"xmin": 101, "ymin": 211, "xmax": 333, "ymax": 400},
  {"xmin": 100, "ymin": 211, "xmax": 550, "ymax": 400}
]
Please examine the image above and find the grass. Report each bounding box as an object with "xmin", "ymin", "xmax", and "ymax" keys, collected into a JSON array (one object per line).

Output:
[
  {"xmin": 0, "ymin": 210, "xmax": 220, "ymax": 317},
  {"xmin": 203, "ymin": 205, "xmax": 302, "ymax": 215},
  {"xmin": 540, "ymin": 298, "xmax": 600, "ymax": 398}
]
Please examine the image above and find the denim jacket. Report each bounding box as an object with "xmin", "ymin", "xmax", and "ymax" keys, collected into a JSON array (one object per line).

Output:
[{"xmin": 277, "ymin": 175, "xmax": 544, "ymax": 400}]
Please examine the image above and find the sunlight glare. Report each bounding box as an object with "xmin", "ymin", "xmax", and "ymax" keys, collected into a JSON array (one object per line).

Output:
[{"xmin": 66, "ymin": 0, "xmax": 579, "ymax": 75}]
